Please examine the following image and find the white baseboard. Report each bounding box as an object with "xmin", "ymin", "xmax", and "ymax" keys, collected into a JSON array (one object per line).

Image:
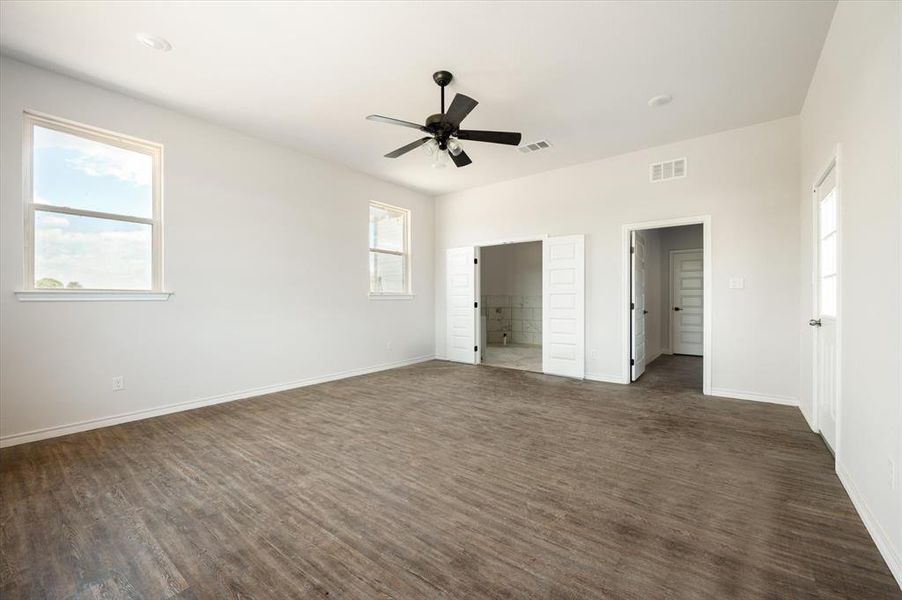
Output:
[
  {"xmin": 0, "ymin": 354, "xmax": 436, "ymax": 448},
  {"xmin": 836, "ymin": 461, "xmax": 902, "ymax": 589},
  {"xmin": 709, "ymin": 387, "xmax": 798, "ymax": 406},
  {"xmin": 800, "ymin": 404, "xmax": 817, "ymax": 432},
  {"xmin": 585, "ymin": 372, "xmax": 629, "ymax": 384}
]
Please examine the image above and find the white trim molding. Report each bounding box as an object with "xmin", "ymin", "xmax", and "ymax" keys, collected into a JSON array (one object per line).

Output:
[
  {"xmin": 368, "ymin": 293, "xmax": 415, "ymax": 301},
  {"xmin": 15, "ymin": 290, "xmax": 173, "ymax": 302},
  {"xmin": 0, "ymin": 354, "xmax": 435, "ymax": 448},
  {"xmin": 709, "ymin": 387, "xmax": 798, "ymax": 406},
  {"xmin": 585, "ymin": 372, "xmax": 630, "ymax": 385},
  {"xmin": 836, "ymin": 461, "xmax": 902, "ymax": 589}
]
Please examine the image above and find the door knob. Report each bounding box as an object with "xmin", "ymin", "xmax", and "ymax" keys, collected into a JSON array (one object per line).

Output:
[
  {"xmin": 808, "ymin": 318, "xmax": 822, "ymax": 327},
  {"xmin": 643, "ymin": 310, "xmax": 648, "ymax": 315},
  {"xmin": 673, "ymin": 307, "xmax": 681, "ymax": 312}
]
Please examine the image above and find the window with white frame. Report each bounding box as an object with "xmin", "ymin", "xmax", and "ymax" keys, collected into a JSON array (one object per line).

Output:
[
  {"xmin": 818, "ymin": 184, "xmax": 838, "ymax": 317},
  {"xmin": 369, "ymin": 201, "xmax": 410, "ymax": 295},
  {"xmin": 24, "ymin": 113, "xmax": 162, "ymax": 292}
]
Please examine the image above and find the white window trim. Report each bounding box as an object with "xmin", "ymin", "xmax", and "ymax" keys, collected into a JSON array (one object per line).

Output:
[
  {"xmin": 368, "ymin": 201, "xmax": 412, "ymax": 299},
  {"xmin": 18, "ymin": 111, "xmax": 170, "ymax": 302}
]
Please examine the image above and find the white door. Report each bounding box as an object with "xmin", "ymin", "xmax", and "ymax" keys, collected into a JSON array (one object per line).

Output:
[
  {"xmin": 543, "ymin": 235, "xmax": 585, "ymax": 378},
  {"xmin": 631, "ymin": 231, "xmax": 648, "ymax": 380},
  {"xmin": 670, "ymin": 250, "xmax": 703, "ymax": 356},
  {"xmin": 446, "ymin": 247, "xmax": 478, "ymax": 364},
  {"xmin": 813, "ymin": 165, "xmax": 838, "ymax": 452}
]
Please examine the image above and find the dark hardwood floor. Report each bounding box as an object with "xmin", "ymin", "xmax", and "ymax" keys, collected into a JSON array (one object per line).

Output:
[{"xmin": 2, "ymin": 356, "xmax": 899, "ymax": 599}]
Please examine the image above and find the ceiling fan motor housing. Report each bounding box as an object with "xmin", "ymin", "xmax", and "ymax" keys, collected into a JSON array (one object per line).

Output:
[{"xmin": 426, "ymin": 113, "xmax": 455, "ymax": 147}]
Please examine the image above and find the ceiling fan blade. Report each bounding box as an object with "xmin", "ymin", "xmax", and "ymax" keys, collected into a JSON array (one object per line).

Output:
[
  {"xmin": 456, "ymin": 129, "xmax": 522, "ymax": 146},
  {"xmin": 443, "ymin": 94, "xmax": 478, "ymax": 128},
  {"xmin": 450, "ymin": 149, "xmax": 472, "ymax": 168},
  {"xmin": 367, "ymin": 114, "xmax": 429, "ymax": 133},
  {"xmin": 385, "ymin": 137, "xmax": 432, "ymax": 158}
]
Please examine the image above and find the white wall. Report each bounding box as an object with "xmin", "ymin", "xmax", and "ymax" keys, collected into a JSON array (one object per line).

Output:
[
  {"xmin": 0, "ymin": 57, "xmax": 435, "ymax": 444},
  {"xmin": 798, "ymin": 1, "xmax": 901, "ymax": 584},
  {"xmin": 481, "ymin": 242, "xmax": 542, "ymax": 297},
  {"xmin": 435, "ymin": 117, "xmax": 801, "ymax": 400}
]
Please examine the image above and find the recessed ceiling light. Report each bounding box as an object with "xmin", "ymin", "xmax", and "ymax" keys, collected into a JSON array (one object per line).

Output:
[
  {"xmin": 648, "ymin": 94, "xmax": 673, "ymax": 108},
  {"xmin": 136, "ymin": 33, "xmax": 172, "ymax": 52}
]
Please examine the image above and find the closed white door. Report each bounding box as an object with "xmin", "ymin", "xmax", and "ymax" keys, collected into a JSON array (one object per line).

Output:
[
  {"xmin": 543, "ymin": 235, "xmax": 585, "ymax": 378},
  {"xmin": 630, "ymin": 230, "xmax": 647, "ymax": 380},
  {"xmin": 446, "ymin": 247, "xmax": 478, "ymax": 364},
  {"xmin": 813, "ymin": 165, "xmax": 838, "ymax": 452},
  {"xmin": 670, "ymin": 250, "xmax": 703, "ymax": 356}
]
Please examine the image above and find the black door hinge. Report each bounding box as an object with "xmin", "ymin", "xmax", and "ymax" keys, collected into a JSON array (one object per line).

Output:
[
  {"xmin": 630, "ymin": 359, "xmax": 635, "ymax": 366},
  {"xmin": 630, "ymin": 246, "xmax": 635, "ymax": 254},
  {"xmin": 474, "ymin": 258, "xmax": 478, "ymax": 264},
  {"xmin": 474, "ymin": 345, "xmax": 478, "ymax": 352},
  {"xmin": 630, "ymin": 302, "xmax": 635, "ymax": 310},
  {"xmin": 474, "ymin": 301, "xmax": 478, "ymax": 308}
]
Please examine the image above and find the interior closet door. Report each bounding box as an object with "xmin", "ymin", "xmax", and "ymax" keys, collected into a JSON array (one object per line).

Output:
[
  {"xmin": 446, "ymin": 247, "xmax": 478, "ymax": 364},
  {"xmin": 542, "ymin": 235, "xmax": 585, "ymax": 378}
]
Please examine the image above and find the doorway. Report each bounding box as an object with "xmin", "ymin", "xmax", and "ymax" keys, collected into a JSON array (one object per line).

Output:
[
  {"xmin": 480, "ymin": 241, "xmax": 543, "ymax": 372},
  {"xmin": 622, "ymin": 217, "xmax": 711, "ymax": 393},
  {"xmin": 445, "ymin": 235, "xmax": 586, "ymax": 379}
]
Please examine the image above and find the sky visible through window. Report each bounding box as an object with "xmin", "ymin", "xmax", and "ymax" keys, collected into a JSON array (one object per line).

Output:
[{"xmin": 32, "ymin": 125, "xmax": 153, "ymax": 290}]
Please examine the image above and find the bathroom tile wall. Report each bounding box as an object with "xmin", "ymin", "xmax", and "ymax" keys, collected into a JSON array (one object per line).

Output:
[{"xmin": 481, "ymin": 295, "xmax": 542, "ymax": 345}]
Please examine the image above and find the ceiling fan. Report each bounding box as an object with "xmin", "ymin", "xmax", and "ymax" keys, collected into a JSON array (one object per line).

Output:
[{"xmin": 366, "ymin": 70, "xmax": 522, "ymax": 168}]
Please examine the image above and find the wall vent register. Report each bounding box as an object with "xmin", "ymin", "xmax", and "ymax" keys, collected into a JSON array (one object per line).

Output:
[{"xmin": 649, "ymin": 158, "xmax": 687, "ymax": 182}]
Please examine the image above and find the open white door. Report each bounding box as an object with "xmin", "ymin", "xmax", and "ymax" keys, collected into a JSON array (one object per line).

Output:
[
  {"xmin": 543, "ymin": 235, "xmax": 585, "ymax": 378},
  {"xmin": 630, "ymin": 231, "xmax": 647, "ymax": 380},
  {"xmin": 446, "ymin": 247, "xmax": 478, "ymax": 364},
  {"xmin": 812, "ymin": 164, "xmax": 838, "ymax": 452}
]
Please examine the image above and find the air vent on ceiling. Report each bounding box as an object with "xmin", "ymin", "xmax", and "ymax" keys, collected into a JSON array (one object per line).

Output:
[
  {"xmin": 650, "ymin": 158, "xmax": 687, "ymax": 182},
  {"xmin": 518, "ymin": 140, "xmax": 552, "ymax": 154}
]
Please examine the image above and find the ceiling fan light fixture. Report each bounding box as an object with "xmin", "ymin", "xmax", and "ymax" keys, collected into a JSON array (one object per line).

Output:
[
  {"xmin": 431, "ymin": 150, "xmax": 449, "ymax": 169},
  {"xmin": 422, "ymin": 139, "xmax": 439, "ymax": 156},
  {"xmin": 447, "ymin": 138, "xmax": 463, "ymax": 157}
]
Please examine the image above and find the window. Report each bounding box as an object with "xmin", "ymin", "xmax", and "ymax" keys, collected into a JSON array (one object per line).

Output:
[
  {"xmin": 23, "ymin": 112, "xmax": 162, "ymax": 293},
  {"xmin": 369, "ymin": 201, "xmax": 410, "ymax": 296},
  {"xmin": 818, "ymin": 186, "xmax": 838, "ymax": 316}
]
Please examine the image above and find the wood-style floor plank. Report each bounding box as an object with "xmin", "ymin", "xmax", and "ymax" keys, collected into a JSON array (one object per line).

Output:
[{"xmin": 1, "ymin": 356, "xmax": 899, "ymax": 599}]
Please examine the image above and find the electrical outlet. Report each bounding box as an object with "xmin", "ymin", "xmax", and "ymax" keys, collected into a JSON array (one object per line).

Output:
[
  {"xmin": 590, "ymin": 349, "xmax": 599, "ymax": 359},
  {"xmin": 112, "ymin": 376, "xmax": 124, "ymax": 391},
  {"xmin": 386, "ymin": 341, "xmax": 392, "ymax": 351},
  {"xmin": 890, "ymin": 458, "xmax": 896, "ymax": 490}
]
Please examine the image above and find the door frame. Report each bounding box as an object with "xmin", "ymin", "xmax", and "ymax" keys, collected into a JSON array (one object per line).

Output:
[
  {"xmin": 621, "ymin": 215, "xmax": 712, "ymax": 394},
  {"xmin": 809, "ymin": 144, "xmax": 843, "ymax": 455},
  {"xmin": 669, "ymin": 248, "xmax": 704, "ymax": 356},
  {"xmin": 472, "ymin": 235, "xmax": 547, "ymax": 367}
]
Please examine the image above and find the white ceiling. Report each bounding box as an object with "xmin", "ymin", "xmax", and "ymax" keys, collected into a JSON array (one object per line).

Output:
[{"xmin": 0, "ymin": 1, "xmax": 836, "ymax": 196}]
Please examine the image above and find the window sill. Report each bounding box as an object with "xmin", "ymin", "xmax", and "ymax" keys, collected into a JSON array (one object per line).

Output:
[
  {"xmin": 15, "ymin": 290, "xmax": 174, "ymax": 302},
  {"xmin": 368, "ymin": 293, "xmax": 415, "ymax": 301}
]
